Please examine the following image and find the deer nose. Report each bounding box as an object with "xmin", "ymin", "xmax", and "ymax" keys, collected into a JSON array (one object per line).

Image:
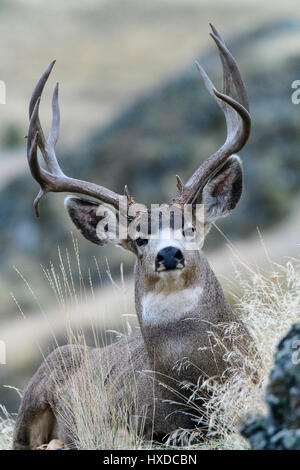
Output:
[{"xmin": 155, "ymin": 246, "xmax": 185, "ymax": 271}]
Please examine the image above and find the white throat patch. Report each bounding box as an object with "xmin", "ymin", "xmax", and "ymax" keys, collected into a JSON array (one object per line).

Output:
[{"xmin": 141, "ymin": 285, "xmax": 203, "ymax": 326}]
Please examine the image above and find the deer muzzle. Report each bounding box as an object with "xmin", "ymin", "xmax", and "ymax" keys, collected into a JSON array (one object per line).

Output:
[{"xmin": 155, "ymin": 246, "xmax": 185, "ymax": 272}]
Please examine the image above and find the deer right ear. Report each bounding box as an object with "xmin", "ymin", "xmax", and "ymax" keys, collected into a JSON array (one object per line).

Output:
[
  {"xmin": 202, "ymin": 155, "xmax": 243, "ymax": 222},
  {"xmin": 65, "ymin": 196, "xmax": 121, "ymax": 246}
]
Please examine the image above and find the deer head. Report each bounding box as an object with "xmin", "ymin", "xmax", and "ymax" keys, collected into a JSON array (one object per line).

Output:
[{"xmin": 27, "ymin": 25, "xmax": 250, "ymax": 295}]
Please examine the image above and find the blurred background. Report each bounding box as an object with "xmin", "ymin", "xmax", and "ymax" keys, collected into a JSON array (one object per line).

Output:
[{"xmin": 0, "ymin": 0, "xmax": 300, "ymax": 413}]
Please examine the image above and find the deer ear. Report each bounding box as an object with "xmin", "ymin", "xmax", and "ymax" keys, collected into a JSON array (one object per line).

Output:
[
  {"xmin": 65, "ymin": 196, "xmax": 121, "ymax": 246},
  {"xmin": 202, "ymin": 155, "xmax": 243, "ymax": 222}
]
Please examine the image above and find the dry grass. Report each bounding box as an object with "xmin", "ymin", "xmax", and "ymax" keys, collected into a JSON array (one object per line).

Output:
[
  {"xmin": 39, "ymin": 243, "xmax": 149, "ymax": 449},
  {"xmin": 0, "ymin": 387, "xmax": 21, "ymax": 450},
  {"xmin": 178, "ymin": 254, "xmax": 300, "ymax": 449},
  {"xmin": 56, "ymin": 254, "xmax": 300, "ymax": 450},
  {"xmin": 1, "ymin": 250, "xmax": 299, "ymax": 450},
  {"xmin": 1, "ymin": 240, "xmax": 140, "ymax": 450},
  {"xmin": 0, "ymin": 406, "xmax": 14, "ymax": 450},
  {"xmin": 53, "ymin": 340, "xmax": 150, "ymax": 450}
]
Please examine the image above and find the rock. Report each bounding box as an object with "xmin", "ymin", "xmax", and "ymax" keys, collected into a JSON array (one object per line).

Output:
[{"xmin": 241, "ymin": 323, "xmax": 300, "ymax": 450}]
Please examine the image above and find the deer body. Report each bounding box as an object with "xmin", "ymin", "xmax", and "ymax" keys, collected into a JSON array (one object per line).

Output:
[
  {"xmin": 13, "ymin": 25, "xmax": 254, "ymax": 449},
  {"xmin": 14, "ymin": 252, "xmax": 251, "ymax": 448}
]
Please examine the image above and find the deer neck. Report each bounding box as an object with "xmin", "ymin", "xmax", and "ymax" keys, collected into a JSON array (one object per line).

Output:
[{"xmin": 134, "ymin": 251, "xmax": 234, "ymax": 382}]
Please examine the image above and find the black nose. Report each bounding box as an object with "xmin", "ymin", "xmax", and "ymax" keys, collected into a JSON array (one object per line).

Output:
[{"xmin": 156, "ymin": 246, "xmax": 184, "ymax": 271}]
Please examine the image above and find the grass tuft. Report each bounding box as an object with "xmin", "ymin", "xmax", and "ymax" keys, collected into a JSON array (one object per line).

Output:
[{"xmin": 181, "ymin": 256, "xmax": 300, "ymax": 449}]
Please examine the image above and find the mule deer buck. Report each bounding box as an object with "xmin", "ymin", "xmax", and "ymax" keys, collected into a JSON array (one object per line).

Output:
[{"xmin": 13, "ymin": 25, "xmax": 255, "ymax": 449}]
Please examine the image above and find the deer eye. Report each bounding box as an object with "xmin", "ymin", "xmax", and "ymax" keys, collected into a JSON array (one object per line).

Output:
[{"xmin": 136, "ymin": 237, "xmax": 148, "ymax": 247}]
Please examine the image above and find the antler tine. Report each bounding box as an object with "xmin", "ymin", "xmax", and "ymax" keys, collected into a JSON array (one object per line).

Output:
[
  {"xmin": 27, "ymin": 99, "xmax": 48, "ymax": 216},
  {"xmin": 29, "ymin": 60, "xmax": 56, "ymax": 118},
  {"xmin": 29, "ymin": 60, "xmax": 56, "ymax": 152},
  {"xmin": 28, "ymin": 60, "xmax": 63, "ymax": 174},
  {"xmin": 195, "ymin": 62, "xmax": 250, "ymax": 134},
  {"xmin": 27, "ymin": 130, "xmax": 48, "ymax": 217},
  {"xmin": 175, "ymin": 25, "xmax": 251, "ymax": 205},
  {"xmin": 27, "ymin": 98, "xmax": 44, "ymax": 183},
  {"xmin": 209, "ymin": 24, "xmax": 233, "ymax": 98},
  {"xmin": 44, "ymin": 82, "xmax": 64, "ymax": 175},
  {"xmin": 27, "ymin": 61, "xmax": 128, "ymax": 216},
  {"xmin": 48, "ymin": 83, "xmax": 60, "ymax": 146},
  {"xmin": 210, "ymin": 26, "xmax": 249, "ymax": 110}
]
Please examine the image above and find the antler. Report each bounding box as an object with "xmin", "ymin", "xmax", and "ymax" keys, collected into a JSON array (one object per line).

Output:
[
  {"xmin": 27, "ymin": 61, "xmax": 126, "ymax": 216},
  {"xmin": 175, "ymin": 24, "xmax": 251, "ymax": 205}
]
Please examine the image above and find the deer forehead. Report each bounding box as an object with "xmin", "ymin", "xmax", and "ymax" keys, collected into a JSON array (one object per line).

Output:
[
  {"xmin": 148, "ymin": 228, "xmax": 184, "ymax": 250},
  {"xmin": 141, "ymin": 285, "xmax": 202, "ymax": 326},
  {"xmin": 144, "ymin": 227, "xmax": 198, "ymax": 254}
]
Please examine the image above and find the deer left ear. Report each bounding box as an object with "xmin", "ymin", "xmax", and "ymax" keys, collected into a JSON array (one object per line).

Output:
[{"xmin": 202, "ymin": 155, "xmax": 243, "ymax": 222}]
